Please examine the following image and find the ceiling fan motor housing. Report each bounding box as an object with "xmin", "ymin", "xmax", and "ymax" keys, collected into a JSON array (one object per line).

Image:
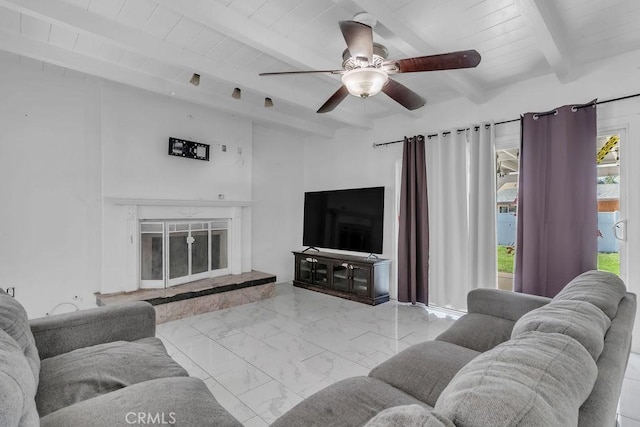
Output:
[{"xmin": 341, "ymin": 42, "xmax": 389, "ymax": 70}]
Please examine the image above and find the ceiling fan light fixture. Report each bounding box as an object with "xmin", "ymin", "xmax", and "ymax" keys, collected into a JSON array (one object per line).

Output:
[
  {"xmin": 232, "ymin": 87, "xmax": 241, "ymax": 99},
  {"xmin": 341, "ymin": 67, "xmax": 388, "ymax": 98},
  {"xmin": 190, "ymin": 73, "xmax": 200, "ymax": 86}
]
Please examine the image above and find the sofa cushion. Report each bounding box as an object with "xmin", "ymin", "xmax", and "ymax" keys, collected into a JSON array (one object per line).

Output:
[
  {"xmin": 0, "ymin": 329, "xmax": 40, "ymax": 427},
  {"xmin": 435, "ymin": 331, "xmax": 597, "ymax": 427},
  {"xmin": 40, "ymin": 376, "xmax": 242, "ymax": 427},
  {"xmin": 512, "ymin": 300, "xmax": 611, "ymax": 360},
  {"xmin": 0, "ymin": 290, "xmax": 40, "ymax": 382},
  {"xmin": 271, "ymin": 376, "xmax": 430, "ymax": 427},
  {"xmin": 36, "ymin": 337, "xmax": 188, "ymax": 417},
  {"xmin": 553, "ymin": 270, "xmax": 626, "ymax": 319},
  {"xmin": 365, "ymin": 404, "xmax": 455, "ymax": 427},
  {"xmin": 369, "ymin": 340, "xmax": 479, "ymax": 406},
  {"xmin": 435, "ymin": 313, "xmax": 515, "ymax": 352}
]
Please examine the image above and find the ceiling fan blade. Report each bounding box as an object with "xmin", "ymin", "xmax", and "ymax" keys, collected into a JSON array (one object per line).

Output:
[
  {"xmin": 382, "ymin": 79, "xmax": 426, "ymax": 110},
  {"xmin": 259, "ymin": 70, "xmax": 344, "ymax": 76},
  {"xmin": 339, "ymin": 20, "xmax": 373, "ymax": 62},
  {"xmin": 389, "ymin": 49, "xmax": 481, "ymax": 73},
  {"xmin": 317, "ymin": 85, "xmax": 350, "ymax": 113}
]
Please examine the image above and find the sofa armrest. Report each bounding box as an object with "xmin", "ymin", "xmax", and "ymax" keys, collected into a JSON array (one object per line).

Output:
[
  {"xmin": 30, "ymin": 302, "xmax": 156, "ymax": 359},
  {"xmin": 467, "ymin": 288, "xmax": 551, "ymax": 322}
]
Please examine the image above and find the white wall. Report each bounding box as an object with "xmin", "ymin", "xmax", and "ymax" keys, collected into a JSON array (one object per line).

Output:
[
  {"xmin": 303, "ymin": 49, "xmax": 640, "ymax": 351},
  {"xmin": 100, "ymin": 83, "xmax": 254, "ymax": 294},
  {"xmin": 251, "ymin": 125, "xmax": 305, "ymax": 283},
  {"xmin": 0, "ymin": 64, "xmax": 102, "ymax": 317},
  {"xmin": 304, "ymin": 127, "xmax": 403, "ymax": 298},
  {"xmin": 101, "ymin": 83, "xmax": 252, "ymax": 201},
  {"xmin": 0, "ymin": 61, "xmax": 256, "ymax": 316}
]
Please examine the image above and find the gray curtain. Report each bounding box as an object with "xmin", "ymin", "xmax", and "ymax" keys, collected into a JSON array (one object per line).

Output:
[
  {"xmin": 514, "ymin": 101, "xmax": 597, "ymax": 297},
  {"xmin": 398, "ymin": 135, "xmax": 429, "ymax": 304}
]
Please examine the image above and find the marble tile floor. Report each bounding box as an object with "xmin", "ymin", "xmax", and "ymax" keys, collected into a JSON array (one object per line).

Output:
[{"xmin": 156, "ymin": 282, "xmax": 640, "ymax": 426}]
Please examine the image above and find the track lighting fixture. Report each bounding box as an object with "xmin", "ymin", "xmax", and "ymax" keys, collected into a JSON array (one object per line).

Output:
[
  {"xmin": 264, "ymin": 97, "xmax": 273, "ymax": 107},
  {"xmin": 189, "ymin": 73, "xmax": 200, "ymax": 86},
  {"xmin": 232, "ymin": 87, "xmax": 241, "ymax": 99}
]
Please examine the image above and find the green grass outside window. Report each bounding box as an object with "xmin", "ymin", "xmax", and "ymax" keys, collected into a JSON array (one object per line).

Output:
[{"xmin": 497, "ymin": 245, "xmax": 619, "ymax": 276}]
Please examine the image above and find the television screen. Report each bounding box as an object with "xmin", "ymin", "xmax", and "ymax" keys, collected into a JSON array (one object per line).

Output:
[{"xmin": 303, "ymin": 186, "xmax": 384, "ymax": 254}]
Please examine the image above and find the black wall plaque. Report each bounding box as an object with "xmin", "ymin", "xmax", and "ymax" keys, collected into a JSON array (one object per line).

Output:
[{"xmin": 168, "ymin": 137, "xmax": 210, "ymax": 161}]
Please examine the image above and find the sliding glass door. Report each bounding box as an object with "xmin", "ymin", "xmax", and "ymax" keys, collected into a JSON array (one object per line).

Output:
[{"xmin": 494, "ymin": 127, "xmax": 627, "ymax": 291}]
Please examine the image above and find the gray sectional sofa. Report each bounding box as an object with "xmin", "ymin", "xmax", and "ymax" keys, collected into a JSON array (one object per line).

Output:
[
  {"xmin": 273, "ymin": 270, "xmax": 637, "ymax": 426},
  {"xmin": 0, "ymin": 290, "xmax": 241, "ymax": 426},
  {"xmin": 1, "ymin": 270, "xmax": 635, "ymax": 426}
]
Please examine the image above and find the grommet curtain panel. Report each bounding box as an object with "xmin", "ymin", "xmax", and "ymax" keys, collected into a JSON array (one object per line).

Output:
[
  {"xmin": 398, "ymin": 135, "xmax": 429, "ymax": 304},
  {"xmin": 515, "ymin": 102, "xmax": 597, "ymax": 297},
  {"xmin": 426, "ymin": 125, "xmax": 496, "ymax": 310},
  {"xmin": 468, "ymin": 125, "xmax": 498, "ymax": 294}
]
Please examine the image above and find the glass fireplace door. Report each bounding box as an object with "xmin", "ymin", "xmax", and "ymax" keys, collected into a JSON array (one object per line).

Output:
[
  {"xmin": 167, "ymin": 222, "xmax": 211, "ymax": 287},
  {"xmin": 141, "ymin": 219, "xmax": 231, "ymax": 288},
  {"xmin": 139, "ymin": 222, "xmax": 165, "ymax": 289}
]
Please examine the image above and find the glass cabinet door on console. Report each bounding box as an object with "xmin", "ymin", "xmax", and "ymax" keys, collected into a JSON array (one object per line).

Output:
[
  {"xmin": 332, "ymin": 263, "xmax": 350, "ymax": 291},
  {"xmin": 297, "ymin": 257, "xmax": 329, "ymax": 287},
  {"xmin": 313, "ymin": 259, "xmax": 329, "ymax": 287},
  {"xmin": 350, "ymin": 265, "xmax": 370, "ymax": 295},
  {"xmin": 298, "ymin": 257, "xmax": 314, "ymax": 282}
]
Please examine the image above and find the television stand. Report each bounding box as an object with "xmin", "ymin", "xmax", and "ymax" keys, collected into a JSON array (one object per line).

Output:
[{"xmin": 292, "ymin": 251, "xmax": 390, "ymax": 305}]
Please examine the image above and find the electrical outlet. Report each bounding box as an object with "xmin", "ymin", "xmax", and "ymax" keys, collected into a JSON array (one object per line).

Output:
[
  {"xmin": 6, "ymin": 287, "xmax": 15, "ymax": 298},
  {"xmin": 222, "ymin": 144, "xmax": 227, "ymax": 152}
]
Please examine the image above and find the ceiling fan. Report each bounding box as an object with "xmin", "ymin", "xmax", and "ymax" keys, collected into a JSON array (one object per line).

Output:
[{"xmin": 259, "ymin": 20, "xmax": 481, "ymax": 113}]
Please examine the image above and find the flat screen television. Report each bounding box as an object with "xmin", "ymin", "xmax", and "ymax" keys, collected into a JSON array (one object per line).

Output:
[{"xmin": 303, "ymin": 186, "xmax": 384, "ymax": 254}]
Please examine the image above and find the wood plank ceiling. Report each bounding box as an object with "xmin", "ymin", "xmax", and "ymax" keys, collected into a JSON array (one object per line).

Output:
[{"xmin": 0, "ymin": 0, "xmax": 639, "ymax": 136}]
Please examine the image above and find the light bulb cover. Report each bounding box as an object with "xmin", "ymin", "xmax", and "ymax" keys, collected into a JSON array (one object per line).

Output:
[{"xmin": 341, "ymin": 68, "xmax": 388, "ymax": 98}]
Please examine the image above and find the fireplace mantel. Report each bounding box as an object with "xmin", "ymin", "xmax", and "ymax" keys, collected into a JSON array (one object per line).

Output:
[{"xmin": 105, "ymin": 197, "xmax": 253, "ymax": 207}]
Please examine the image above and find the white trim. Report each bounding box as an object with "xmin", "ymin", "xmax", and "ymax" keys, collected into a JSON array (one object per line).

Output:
[{"xmin": 106, "ymin": 197, "xmax": 252, "ymax": 207}]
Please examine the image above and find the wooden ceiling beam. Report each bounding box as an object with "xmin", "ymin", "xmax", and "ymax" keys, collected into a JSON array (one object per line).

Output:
[
  {"xmin": 0, "ymin": 27, "xmax": 337, "ymax": 138},
  {"xmin": 514, "ymin": 0, "xmax": 575, "ymax": 83},
  {"xmin": 0, "ymin": 0, "xmax": 372, "ymax": 130}
]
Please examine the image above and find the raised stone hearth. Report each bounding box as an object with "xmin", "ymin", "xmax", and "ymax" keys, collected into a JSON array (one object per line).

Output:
[{"xmin": 96, "ymin": 271, "xmax": 276, "ymax": 323}]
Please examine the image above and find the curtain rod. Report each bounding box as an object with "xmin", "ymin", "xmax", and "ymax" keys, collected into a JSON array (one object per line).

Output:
[{"xmin": 372, "ymin": 92, "xmax": 640, "ymax": 148}]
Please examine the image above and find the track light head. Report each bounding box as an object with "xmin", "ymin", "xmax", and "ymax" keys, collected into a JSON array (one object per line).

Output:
[
  {"xmin": 264, "ymin": 97, "xmax": 273, "ymax": 107},
  {"xmin": 232, "ymin": 87, "xmax": 241, "ymax": 99},
  {"xmin": 189, "ymin": 73, "xmax": 200, "ymax": 86}
]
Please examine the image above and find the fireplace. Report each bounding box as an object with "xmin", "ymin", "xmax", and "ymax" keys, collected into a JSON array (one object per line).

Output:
[
  {"xmin": 140, "ymin": 219, "xmax": 230, "ymax": 288},
  {"xmin": 101, "ymin": 198, "xmax": 251, "ymax": 295}
]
